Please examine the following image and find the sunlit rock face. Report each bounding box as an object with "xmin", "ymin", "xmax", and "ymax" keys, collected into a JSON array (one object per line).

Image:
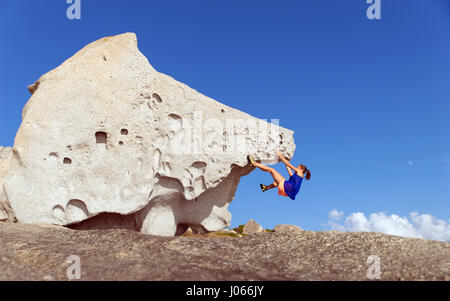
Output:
[
  {"xmin": 0, "ymin": 147, "xmax": 14, "ymax": 222},
  {"xmin": 4, "ymin": 33, "xmax": 296, "ymax": 236}
]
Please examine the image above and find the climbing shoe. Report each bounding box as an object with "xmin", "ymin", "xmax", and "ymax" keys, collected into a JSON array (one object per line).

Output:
[
  {"xmin": 260, "ymin": 184, "xmax": 268, "ymax": 192},
  {"xmin": 247, "ymin": 155, "xmax": 256, "ymax": 167}
]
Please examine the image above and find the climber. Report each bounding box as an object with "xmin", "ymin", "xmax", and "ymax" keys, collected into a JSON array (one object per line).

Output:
[{"xmin": 247, "ymin": 151, "xmax": 310, "ymax": 200}]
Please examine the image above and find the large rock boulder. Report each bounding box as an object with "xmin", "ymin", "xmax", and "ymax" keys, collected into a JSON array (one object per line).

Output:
[
  {"xmin": 4, "ymin": 33, "xmax": 295, "ymax": 236},
  {"xmin": 0, "ymin": 147, "xmax": 14, "ymax": 222}
]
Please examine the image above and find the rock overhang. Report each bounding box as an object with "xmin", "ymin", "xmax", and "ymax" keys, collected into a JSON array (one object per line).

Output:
[{"xmin": 2, "ymin": 33, "xmax": 296, "ymax": 236}]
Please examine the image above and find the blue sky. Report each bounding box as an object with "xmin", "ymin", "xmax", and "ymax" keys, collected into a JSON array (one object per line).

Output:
[{"xmin": 0, "ymin": 0, "xmax": 449, "ymax": 235}]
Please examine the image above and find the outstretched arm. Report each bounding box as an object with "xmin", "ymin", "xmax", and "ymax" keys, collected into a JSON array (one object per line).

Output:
[
  {"xmin": 286, "ymin": 165, "xmax": 294, "ymax": 177},
  {"xmin": 277, "ymin": 150, "xmax": 298, "ymax": 173}
]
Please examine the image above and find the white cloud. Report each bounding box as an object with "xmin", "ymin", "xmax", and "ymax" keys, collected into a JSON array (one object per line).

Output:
[
  {"xmin": 329, "ymin": 209, "xmax": 343, "ymax": 221},
  {"xmin": 326, "ymin": 210, "xmax": 450, "ymax": 242},
  {"xmin": 408, "ymin": 161, "xmax": 413, "ymax": 166}
]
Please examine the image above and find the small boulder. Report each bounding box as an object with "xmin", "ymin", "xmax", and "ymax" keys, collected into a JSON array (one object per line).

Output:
[
  {"xmin": 273, "ymin": 224, "xmax": 304, "ymax": 233},
  {"xmin": 242, "ymin": 219, "xmax": 263, "ymax": 235},
  {"xmin": 182, "ymin": 227, "xmax": 195, "ymax": 236}
]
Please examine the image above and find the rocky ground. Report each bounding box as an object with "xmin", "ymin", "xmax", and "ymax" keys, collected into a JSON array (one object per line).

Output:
[{"xmin": 0, "ymin": 222, "xmax": 448, "ymax": 281}]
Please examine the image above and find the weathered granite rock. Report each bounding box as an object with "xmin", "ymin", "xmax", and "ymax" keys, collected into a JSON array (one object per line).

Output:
[
  {"xmin": 0, "ymin": 147, "xmax": 14, "ymax": 222},
  {"xmin": 242, "ymin": 219, "xmax": 263, "ymax": 234},
  {"xmin": 273, "ymin": 224, "xmax": 304, "ymax": 233},
  {"xmin": 0, "ymin": 223, "xmax": 448, "ymax": 280},
  {"xmin": 3, "ymin": 33, "xmax": 295, "ymax": 236}
]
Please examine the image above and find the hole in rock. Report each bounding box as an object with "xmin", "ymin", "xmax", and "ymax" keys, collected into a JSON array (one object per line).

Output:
[
  {"xmin": 152, "ymin": 93, "xmax": 162, "ymax": 103},
  {"xmin": 119, "ymin": 141, "xmax": 123, "ymax": 145},
  {"xmin": 63, "ymin": 158, "xmax": 72, "ymax": 164},
  {"xmin": 52, "ymin": 205, "xmax": 65, "ymax": 221},
  {"xmin": 121, "ymin": 129, "xmax": 128, "ymax": 135},
  {"xmin": 66, "ymin": 199, "xmax": 89, "ymax": 224},
  {"xmin": 221, "ymin": 109, "xmax": 225, "ymax": 113},
  {"xmin": 168, "ymin": 114, "xmax": 182, "ymax": 132},
  {"xmin": 49, "ymin": 152, "xmax": 59, "ymax": 158},
  {"xmin": 191, "ymin": 161, "xmax": 207, "ymax": 170},
  {"xmin": 95, "ymin": 131, "xmax": 107, "ymax": 144}
]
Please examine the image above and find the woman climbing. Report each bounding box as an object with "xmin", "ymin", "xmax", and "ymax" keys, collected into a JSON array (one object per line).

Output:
[{"xmin": 247, "ymin": 151, "xmax": 311, "ymax": 200}]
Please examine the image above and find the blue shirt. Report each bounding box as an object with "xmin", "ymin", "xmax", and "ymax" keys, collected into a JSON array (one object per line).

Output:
[{"xmin": 283, "ymin": 173, "xmax": 303, "ymax": 200}]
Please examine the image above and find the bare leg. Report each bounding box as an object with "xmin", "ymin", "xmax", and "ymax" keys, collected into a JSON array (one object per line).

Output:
[
  {"xmin": 260, "ymin": 181, "xmax": 277, "ymax": 192},
  {"xmin": 265, "ymin": 182, "xmax": 277, "ymax": 190},
  {"xmin": 254, "ymin": 161, "xmax": 285, "ymax": 185}
]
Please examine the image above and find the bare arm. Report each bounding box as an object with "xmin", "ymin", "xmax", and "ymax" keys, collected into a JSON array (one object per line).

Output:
[
  {"xmin": 285, "ymin": 165, "xmax": 293, "ymax": 176},
  {"xmin": 277, "ymin": 151, "xmax": 298, "ymax": 173}
]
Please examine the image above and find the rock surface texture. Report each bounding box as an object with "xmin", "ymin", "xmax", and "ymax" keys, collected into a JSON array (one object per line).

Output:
[
  {"xmin": 0, "ymin": 147, "xmax": 14, "ymax": 222},
  {"xmin": 3, "ymin": 33, "xmax": 295, "ymax": 236},
  {"xmin": 0, "ymin": 223, "xmax": 448, "ymax": 280},
  {"xmin": 273, "ymin": 224, "xmax": 304, "ymax": 233}
]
